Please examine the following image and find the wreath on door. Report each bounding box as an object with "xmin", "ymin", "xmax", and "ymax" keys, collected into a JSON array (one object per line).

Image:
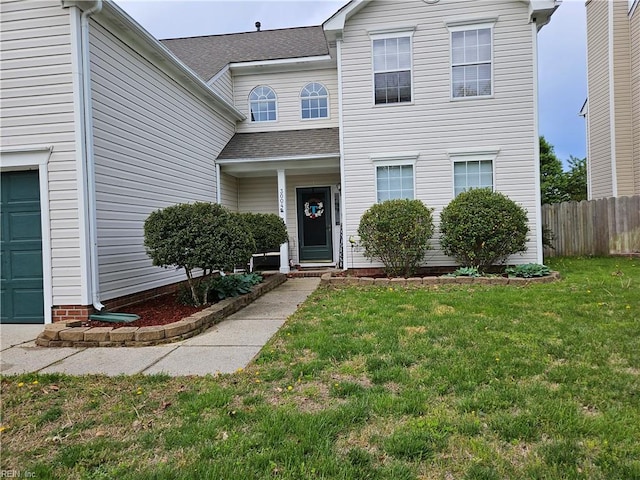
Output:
[{"xmin": 304, "ymin": 199, "xmax": 324, "ymax": 219}]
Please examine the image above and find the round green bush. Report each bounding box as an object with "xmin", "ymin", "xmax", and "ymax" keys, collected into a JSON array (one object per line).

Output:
[
  {"xmin": 144, "ymin": 202, "xmax": 255, "ymax": 305},
  {"xmin": 439, "ymin": 189, "xmax": 529, "ymax": 271},
  {"xmin": 237, "ymin": 212, "xmax": 288, "ymax": 254},
  {"xmin": 357, "ymin": 199, "xmax": 434, "ymax": 277}
]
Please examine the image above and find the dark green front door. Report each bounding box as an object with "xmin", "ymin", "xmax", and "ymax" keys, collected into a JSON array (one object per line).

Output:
[
  {"xmin": 297, "ymin": 187, "xmax": 333, "ymax": 262},
  {"xmin": 1, "ymin": 170, "xmax": 45, "ymax": 324}
]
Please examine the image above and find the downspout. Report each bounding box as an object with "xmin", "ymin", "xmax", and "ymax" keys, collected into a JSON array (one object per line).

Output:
[{"xmin": 80, "ymin": 0, "xmax": 104, "ymax": 311}]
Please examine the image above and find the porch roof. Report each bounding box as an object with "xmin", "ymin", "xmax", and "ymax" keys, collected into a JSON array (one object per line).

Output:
[{"xmin": 217, "ymin": 128, "xmax": 340, "ymax": 161}]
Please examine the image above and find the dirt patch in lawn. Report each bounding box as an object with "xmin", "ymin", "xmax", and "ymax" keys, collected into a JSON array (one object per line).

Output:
[{"xmin": 85, "ymin": 294, "xmax": 207, "ymax": 328}]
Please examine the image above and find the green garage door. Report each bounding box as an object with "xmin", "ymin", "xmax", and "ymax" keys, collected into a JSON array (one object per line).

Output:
[{"xmin": 1, "ymin": 170, "xmax": 44, "ymax": 324}]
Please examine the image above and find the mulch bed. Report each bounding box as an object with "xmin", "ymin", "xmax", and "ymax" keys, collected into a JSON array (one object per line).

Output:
[{"xmin": 85, "ymin": 294, "xmax": 208, "ymax": 328}]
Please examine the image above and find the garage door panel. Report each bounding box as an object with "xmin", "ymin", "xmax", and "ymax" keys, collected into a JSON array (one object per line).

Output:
[
  {"xmin": 1, "ymin": 170, "xmax": 44, "ymax": 324},
  {"xmin": 12, "ymin": 288, "xmax": 45, "ymax": 322},
  {"xmin": 6, "ymin": 172, "xmax": 40, "ymax": 201},
  {"xmin": 10, "ymin": 251, "xmax": 43, "ymax": 279},
  {"xmin": 8, "ymin": 211, "xmax": 42, "ymax": 240}
]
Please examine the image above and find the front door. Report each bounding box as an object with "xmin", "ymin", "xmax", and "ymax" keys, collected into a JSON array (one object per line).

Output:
[
  {"xmin": 0, "ymin": 170, "xmax": 45, "ymax": 324},
  {"xmin": 297, "ymin": 187, "xmax": 332, "ymax": 262}
]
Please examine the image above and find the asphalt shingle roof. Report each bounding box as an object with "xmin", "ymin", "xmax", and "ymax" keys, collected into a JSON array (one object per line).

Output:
[
  {"xmin": 217, "ymin": 128, "xmax": 340, "ymax": 160},
  {"xmin": 161, "ymin": 26, "xmax": 329, "ymax": 81}
]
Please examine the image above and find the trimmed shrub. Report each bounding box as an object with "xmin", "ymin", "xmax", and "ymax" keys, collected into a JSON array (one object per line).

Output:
[
  {"xmin": 237, "ymin": 213, "xmax": 288, "ymax": 254},
  {"xmin": 144, "ymin": 202, "xmax": 255, "ymax": 305},
  {"xmin": 357, "ymin": 199, "xmax": 435, "ymax": 277},
  {"xmin": 439, "ymin": 189, "xmax": 528, "ymax": 271}
]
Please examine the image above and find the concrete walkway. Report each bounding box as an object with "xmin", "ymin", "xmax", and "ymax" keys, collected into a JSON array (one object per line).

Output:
[{"xmin": 0, "ymin": 278, "xmax": 319, "ymax": 377}]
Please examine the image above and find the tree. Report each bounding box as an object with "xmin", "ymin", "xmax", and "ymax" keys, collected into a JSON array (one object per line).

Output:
[
  {"xmin": 144, "ymin": 202, "xmax": 255, "ymax": 305},
  {"xmin": 539, "ymin": 137, "xmax": 588, "ymax": 204},
  {"xmin": 565, "ymin": 155, "xmax": 587, "ymax": 202},
  {"xmin": 439, "ymin": 189, "xmax": 529, "ymax": 271},
  {"xmin": 539, "ymin": 136, "xmax": 569, "ymax": 204},
  {"xmin": 357, "ymin": 199, "xmax": 435, "ymax": 277}
]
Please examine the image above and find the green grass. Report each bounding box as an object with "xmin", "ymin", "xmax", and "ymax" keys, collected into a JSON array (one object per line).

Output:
[{"xmin": 1, "ymin": 257, "xmax": 639, "ymax": 479}]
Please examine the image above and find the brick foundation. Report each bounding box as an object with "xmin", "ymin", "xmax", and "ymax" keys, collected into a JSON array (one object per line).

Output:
[{"xmin": 52, "ymin": 305, "xmax": 94, "ymax": 323}]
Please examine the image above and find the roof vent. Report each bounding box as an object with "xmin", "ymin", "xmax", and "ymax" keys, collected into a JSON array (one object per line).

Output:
[{"xmin": 255, "ymin": 21, "xmax": 261, "ymax": 32}]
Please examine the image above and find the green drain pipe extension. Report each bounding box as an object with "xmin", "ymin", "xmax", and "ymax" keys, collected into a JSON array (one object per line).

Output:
[{"xmin": 89, "ymin": 312, "xmax": 140, "ymax": 323}]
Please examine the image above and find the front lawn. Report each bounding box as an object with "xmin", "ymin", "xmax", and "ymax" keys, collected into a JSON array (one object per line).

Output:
[{"xmin": 2, "ymin": 257, "xmax": 638, "ymax": 479}]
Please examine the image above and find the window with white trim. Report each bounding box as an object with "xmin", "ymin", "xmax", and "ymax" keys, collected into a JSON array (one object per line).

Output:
[
  {"xmin": 249, "ymin": 85, "xmax": 276, "ymax": 122},
  {"xmin": 454, "ymin": 160, "xmax": 493, "ymax": 196},
  {"xmin": 450, "ymin": 26, "xmax": 492, "ymax": 98},
  {"xmin": 376, "ymin": 164, "xmax": 414, "ymax": 202},
  {"xmin": 301, "ymin": 82, "xmax": 329, "ymax": 119},
  {"xmin": 372, "ymin": 34, "xmax": 412, "ymax": 104}
]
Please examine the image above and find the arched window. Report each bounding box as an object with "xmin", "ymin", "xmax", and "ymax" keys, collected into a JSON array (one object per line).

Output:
[
  {"xmin": 249, "ymin": 86, "xmax": 277, "ymax": 122},
  {"xmin": 300, "ymin": 82, "xmax": 328, "ymax": 119}
]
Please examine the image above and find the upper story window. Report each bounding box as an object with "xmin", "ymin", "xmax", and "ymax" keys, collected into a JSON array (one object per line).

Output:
[
  {"xmin": 301, "ymin": 82, "xmax": 329, "ymax": 119},
  {"xmin": 450, "ymin": 25, "xmax": 493, "ymax": 99},
  {"xmin": 249, "ymin": 85, "xmax": 277, "ymax": 122},
  {"xmin": 372, "ymin": 33, "xmax": 413, "ymax": 105}
]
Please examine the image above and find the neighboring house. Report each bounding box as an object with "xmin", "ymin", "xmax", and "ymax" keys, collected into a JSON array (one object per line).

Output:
[
  {"xmin": 581, "ymin": 0, "xmax": 640, "ymax": 199},
  {"xmin": 0, "ymin": 0, "xmax": 558, "ymax": 324}
]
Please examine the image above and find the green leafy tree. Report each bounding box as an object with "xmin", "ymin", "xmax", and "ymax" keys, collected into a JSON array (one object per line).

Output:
[
  {"xmin": 565, "ymin": 155, "xmax": 587, "ymax": 202},
  {"xmin": 144, "ymin": 202, "xmax": 255, "ymax": 305},
  {"xmin": 357, "ymin": 199, "xmax": 435, "ymax": 277},
  {"xmin": 439, "ymin": 189, "xmax": 529, "ymax": 271},
  {"xmin": 540, "ymin": 136, "xmax": 569, "ymax": 204},
  {"xmin": 237, "ymin": 213, "xmax": 288, "ymax": 254}
]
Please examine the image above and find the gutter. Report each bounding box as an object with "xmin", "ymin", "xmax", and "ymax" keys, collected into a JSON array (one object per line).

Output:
[{"xmin": 79, "ymin": 0, "xmax": 105, "ymax": 311}]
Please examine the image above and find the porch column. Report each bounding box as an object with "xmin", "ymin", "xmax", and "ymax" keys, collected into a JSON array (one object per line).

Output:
[{"xmin": 277, "ymin": 169, "xmax": 290, "ymax": 273}]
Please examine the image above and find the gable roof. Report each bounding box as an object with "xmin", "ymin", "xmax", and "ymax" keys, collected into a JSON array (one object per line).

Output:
[
  {"xmin": 217, "ymin": 128, "xmax": 340, "ymax": 160},
  {"xmin": 160, "ymin": 26, "xmax": 329, "ymax": 81}
]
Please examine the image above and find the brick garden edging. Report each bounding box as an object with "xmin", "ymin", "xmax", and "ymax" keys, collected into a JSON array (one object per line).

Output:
[
  {"xmin": 36, "ymin": 274, "xmax": 287, "ymax": 348},
  {"xmin": 320, "ymin": 271, "xmax": 560, "ymax": 287}
]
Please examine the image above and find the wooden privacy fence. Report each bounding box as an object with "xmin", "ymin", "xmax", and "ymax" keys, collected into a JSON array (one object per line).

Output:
[{"xmin": 542, "ymin": 195, "xmax": 640, "ymax": 257}]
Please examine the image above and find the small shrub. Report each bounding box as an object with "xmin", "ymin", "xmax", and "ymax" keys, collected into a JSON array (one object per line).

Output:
[
  {"xmin": 446, "ymin": 266, "xmax": 481, "ymax": 277},
  {"xmin": 144, "ymin": 202, "xmax": 255, "ymax": 305},
  {"xmin": 505, "ymin": 263, "xmax": 550, "ymax": 278},
  {"xmin": 439, "ymin": 189, "xmax": 529, "ymax": 271},
  {"xmin": 357, "ymin": 199, "xmax": 435, "ymax": 277},
  {"xmin": 177, "ymin": 273, "xmax": 263, "ymax": 306},
  {"xmin": 237, "ymin": 213, "xmax": 288, "ymax": 254}
]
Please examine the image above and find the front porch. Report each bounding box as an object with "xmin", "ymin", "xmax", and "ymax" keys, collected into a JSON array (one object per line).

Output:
[{"xmin": 216, "ymin": 128, "xmax": 342, "ymax": 273}]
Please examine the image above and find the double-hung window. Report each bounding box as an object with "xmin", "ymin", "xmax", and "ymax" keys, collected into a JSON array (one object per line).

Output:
[
  {"xmin": 301, "ymin": 82, "xmax": 329, "ymax": 119},
  {"xmin": 450, "ymin": 24, "xmax": 493, "ymax": 99},
  {"xmin": 249, "ymin": 85, "xmax": 277, "ymax": 122},
  {"xmin": 372, "ymin": 33, "xmax": 413, "ymax": 105},
  {"xmin": 372, "ymin": 153, "xmax": 418, "ymax": 202},
  {"xmin": 449, "ymin": 149, "xmax": 498, "ymax": 196}
]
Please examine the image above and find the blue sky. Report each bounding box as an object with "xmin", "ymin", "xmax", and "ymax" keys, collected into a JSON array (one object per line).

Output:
[{"xmin": 116, "ymin": 0, "xmax": 587, "ymax": 169}]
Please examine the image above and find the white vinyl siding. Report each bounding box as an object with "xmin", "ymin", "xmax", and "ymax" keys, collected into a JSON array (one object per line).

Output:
[
  {"xmin": 586, "ymin": 0, "xmax": 614, "ymax": 199},
  {"xmin": 632, "ymin": 5, "xmax": 640, "ymax": 193},
  {"xmin": 209, "ymin": 67, "xmax": 233, "ymax": 104},
  {"xmin": 0, "ymin": 1, "xmax": 82, "ymax": 305},
  {"xmin": 89, "ymin": 18, "xmax": 235, "ymax": 301},
  {"xmin": 340, "ymin": 0, "xmax": 540, "ymax": 267},
  {"xmin": 234, "ymin": 68, "xmax": 338, "ymax": 132},
  {"xmin": 220, "ymin": 172, "xmax": 239, "ymax": 211},
  {"xmin": 611, "ymin": 1, "xmax": 634, "ymax": 196}
]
